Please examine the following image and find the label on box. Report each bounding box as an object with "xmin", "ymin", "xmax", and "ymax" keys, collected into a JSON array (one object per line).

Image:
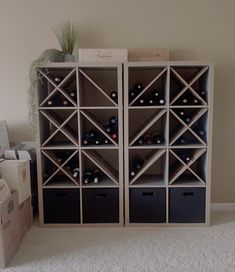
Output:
[{"xmin": 79, "ymin": 48, "xmax": 128, "ymax": 62}]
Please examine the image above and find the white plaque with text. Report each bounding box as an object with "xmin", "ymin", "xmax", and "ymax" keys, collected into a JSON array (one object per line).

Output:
[{"xmin": 79, "ymin": 48, "xmax": 128, "ymax": 62}]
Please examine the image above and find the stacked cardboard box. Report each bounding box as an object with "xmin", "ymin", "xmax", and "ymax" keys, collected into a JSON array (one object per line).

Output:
[
  {"xmin": 0, "ymin": 160, "xmax": 33, "ymax": 267},
  {"xmin": 0, "ymin": 191, "xmax": 21, "ymax": 268}
]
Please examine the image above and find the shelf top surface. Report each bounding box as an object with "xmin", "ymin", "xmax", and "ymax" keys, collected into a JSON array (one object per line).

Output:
[{"xmin": 38, "ymin": 61, "xmax": 214, "ymax": 68}]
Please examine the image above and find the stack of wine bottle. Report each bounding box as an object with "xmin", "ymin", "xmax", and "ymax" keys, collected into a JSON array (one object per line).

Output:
[
  {"xmin": 135, "ymin": 133, "xmax": 163, "ymax": 146},
  {"xmin": 129, "ymin": 156, "xmax": 145, "ymax": 178},
  {"xmin": 46, "ymin": 75, "xmax": 77, "ymax": 107},
  {"xmin": 175, "ymin": 90, "xmax": 207, "ymax": 105},
  {"xmin": 82, "ymin": 169, "xmax": 103, "ymax": 184},
  {"xmin": 82, "ymin": 116, "xmax": 118, "ymax": 146},
  {"xmin": 129, "ymin": 83, "xmax": 165, "ymax": 106}
]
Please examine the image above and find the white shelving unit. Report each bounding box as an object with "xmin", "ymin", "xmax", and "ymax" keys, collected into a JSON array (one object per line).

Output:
[
  {"xmin": 124, "ymin": 62, "xmax": 214, "ymax": 226},
  {"xmin": 36, "ymin": 62, "xmax": 123, "ymax": 226},
  {"xmin": 36, "ymin": 61, "xmax": 213, "ymax": 227}
]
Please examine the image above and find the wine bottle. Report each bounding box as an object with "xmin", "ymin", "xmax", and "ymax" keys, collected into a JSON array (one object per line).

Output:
[
  {"xmin": 69, "ymin": 91, "xmax": 76, "ymax": 99},
  {"xmin": 192, "ymin": 98, "xmax": 199, "ymax": 104},
  {"xmin": 56, "ymin": 157, "xmax": 63, "ymax": 164},
  {"xmin": 136, "ymin": 136, "xmax": 144, "ymax": 145},
  {"xmin": 158, "ymin": 98, "xmax": 165, "ymax": 105},
  {"xmin": 138, "ymin": 98, "xmax": 146, "ymax": 106},
  {"xmin": 111, "ymin": 132, "xmax": 118, "ymax": 140},
  {"xmin": 178, "ymin": 152, "xmax": 191, "ymax": 163},
  {"xmin": 47, "ymin": 100, "xmax": 54, "ymax": 106},
  {"xmin": 89, "ymin": 130, "xmax": 97, "ymax": 139},
  {"xmin": 82, "ymin": 134, "xmax": 93, "ymax": 145},
  {"xmin": 109, "ymin": 116, "xmax": 118, "ymax": 126},
  {"xmin": 129, "ymin": 83, "xmax": 143, "ymax": 102},
  {"xmin": 151, "ymin": 90, "xmax": 160, "ymax": 98},
  {"xmin": 62, "ymin": 99, "xmax": 69, "ymax": 106},
  {"xmin": 54, "ymin": 76, "xmax": 62, "ymax": 83},
  {"xmin": 143, "ymin": 134, "xmax": 152, "ymax": 145},
  {"xmin": 94, "ymin": 135, "xmax": 103, "ymax": 145},
  {"xmin": 93, "ymin": 170, "xmax": 101, "ymax": 184},
  {"xmin": 83, "ymin": 172, "xmax": 93, "ymax": 184},
  {"xmin": 130, "ymin": 157, "xmax": 145, "ymax": 177},
  {"xmin": 110, "ymin": 91, "xmax": 118, "ymax": 102},
  {"xmin": 148, "ymin": 97, "xmax": 154, "ymax": 105},
  {"xmin": 104, "ymin": 123, "xmax": 113, "ymax": 133},
  {"xmin": 134, "ymin": 83, "xmax": 143, "ymax": 91},
  {"xmin": 180, "ymin": 138, "xmax": 186, "ymax": 144},
  {"xmin": 152, "ymin": 134, "xmax": 162, "ymax": 145},
  {"xmin": 73, "ymin": 167, "xmax": 80, "ymax": 178}
]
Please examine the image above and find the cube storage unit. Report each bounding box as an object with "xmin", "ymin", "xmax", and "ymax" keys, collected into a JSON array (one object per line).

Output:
[
  {"xmin": 36, "ymin": 61, "xmax": 213, "ymax": 227},
  {"xmin": 37, "ymin": 63, "xmax": 123, "ymax": 226},
  {"xmin": 124, "ymin": 62, "xmax": 213, "ymax": 225}
]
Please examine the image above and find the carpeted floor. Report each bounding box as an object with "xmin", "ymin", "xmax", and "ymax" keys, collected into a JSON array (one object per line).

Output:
[{"xmin": 2, "ymin": 211, "xmax": 235, "ymax": 272}]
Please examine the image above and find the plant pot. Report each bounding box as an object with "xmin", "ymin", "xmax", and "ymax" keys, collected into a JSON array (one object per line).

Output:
[{"xmin": 64, "ymin": 54, "xmax": 75, "ymax": 62}]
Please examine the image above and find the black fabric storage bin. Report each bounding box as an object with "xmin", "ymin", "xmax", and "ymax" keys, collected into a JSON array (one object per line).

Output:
[
  {"xmin": 83, "ymin": 188, "xmax": 119, "ymax": 223},
  {"xmin": 43, "ymin": 188, "xmax": 80, "ymax": 224},
  {"xmin": 129, "ymin": 188, "xmax": 166, "ymax": 223},
  {"xmin": 169, "ymin": 187, "xmax": 206, "ymax": 223}
]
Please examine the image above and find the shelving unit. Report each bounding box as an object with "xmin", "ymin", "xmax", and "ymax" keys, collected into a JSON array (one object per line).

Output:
[
  {"xmin": 124, "ymin": 62, "xmax": 213, "ymax": 226},
  {"xmin": 36, "ymin": 61, "xmax": 213, "ymax": 227},
  {"xmin": 37, "ymin": 63, "xmax": 123, "ymax": 226}
]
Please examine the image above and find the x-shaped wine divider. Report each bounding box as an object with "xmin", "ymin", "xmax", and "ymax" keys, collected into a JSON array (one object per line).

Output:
[
  {"xmin": 40, "ymin": 110, "xmax": 78, "ymax": 146},
  {"xmin": 170, "ymin": 66, "xmax": 209, "ymax": 105},
  {"xmin": 169, "ymin": 148, "xmax": 207, "ymax": 185},
  {"xmin": 38, "ymin": 68, "xmax": 77, "ymax": 107},
  {"xmin": 170, "ymin": 108, "xmax": 208, "ymax": 145},
  {"xmin": 42, "ymin": 149, "xmax": 79, "ymax": 186}
]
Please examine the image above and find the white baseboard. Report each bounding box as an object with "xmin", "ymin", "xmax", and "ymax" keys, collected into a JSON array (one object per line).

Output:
[{"xmin": 211, "ymin": 203, "xmax": 235, "ymax": 211}]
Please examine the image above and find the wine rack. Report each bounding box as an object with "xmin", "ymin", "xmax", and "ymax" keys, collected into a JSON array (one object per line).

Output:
[
  {"xmin": 36, "ymin": 61, "xmax": 213, "ymax": 227},
  {"xmin": 37, "ymin": 63, "xmax": 123, "ymax": 226},
  {"xmin": 124, "ymin": 62, "xmax": 213, "ymax": 226}
]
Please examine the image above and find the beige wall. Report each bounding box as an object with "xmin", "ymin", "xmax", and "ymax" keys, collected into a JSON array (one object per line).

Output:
[{"xmin": 0, "ymin": 0, "xmax": 234, "ymax": 202}]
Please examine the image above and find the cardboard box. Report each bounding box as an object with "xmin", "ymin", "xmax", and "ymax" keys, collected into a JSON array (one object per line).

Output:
[
  {"xmin": 19, "ymin": 197, "xmax": 33, "ymax": 241},
  {"xmin": 79, "ymin": 48, "xmax": 128, "ymax": 62},
  {"xmin": 128, "ymin": 48, "xmax": 170, "ymax": 61},
  {"xmin": 4, "ymin": 142, "xmax": 38, "ymax": 217},
  {"xmin": 0, "ymin": 191, "xmax": 21, "ymax": 268},
  {"xmin": 0, "ymin": 178, "xmax": 11, "ymax": 202},
  {"xmin": 0, "ymin": 160, "xmax": 31, "ymax": 204}
]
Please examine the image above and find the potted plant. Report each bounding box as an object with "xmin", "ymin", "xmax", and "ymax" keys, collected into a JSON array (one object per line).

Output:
[{"xmin": 54, "ymin": 21, "xmax": 78, "ymax": 62}]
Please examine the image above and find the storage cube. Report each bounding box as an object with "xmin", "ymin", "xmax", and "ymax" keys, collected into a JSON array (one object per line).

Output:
[
  {"xmin": 169, "ymin": 187, "xmax": 206, "ymax": 223},
  {"xmin": 43, "ymin": 189, "xmax": 80, "ymax": 224},
  {"xmin": 82, "ymin": 188, "xmax": 119, "ymax": 223},
  {"xmin": 129, "ymin": 188, "xmax": 166, "ymax": 223}
]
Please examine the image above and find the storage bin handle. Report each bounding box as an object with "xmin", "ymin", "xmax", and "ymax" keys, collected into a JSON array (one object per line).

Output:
[
  {"xmin": 142, "ymin": 192, "xmax": 154, "ymax": 196},
  {"xmin": 56, "ymin": 192, "xmax": 67, "ymax": 197},
  {"xmin": 95, "ymin": 193, "xmax": 106, "ymax": 198},
  {"xmin": 183, "ymin": 192, "xmax": 194, "ymax": 196}
]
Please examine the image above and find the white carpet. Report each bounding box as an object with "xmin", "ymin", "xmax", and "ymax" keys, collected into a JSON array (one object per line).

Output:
[{"xmin": 2, "ymin": 211, "xmax": 235, "ymax": 272}]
